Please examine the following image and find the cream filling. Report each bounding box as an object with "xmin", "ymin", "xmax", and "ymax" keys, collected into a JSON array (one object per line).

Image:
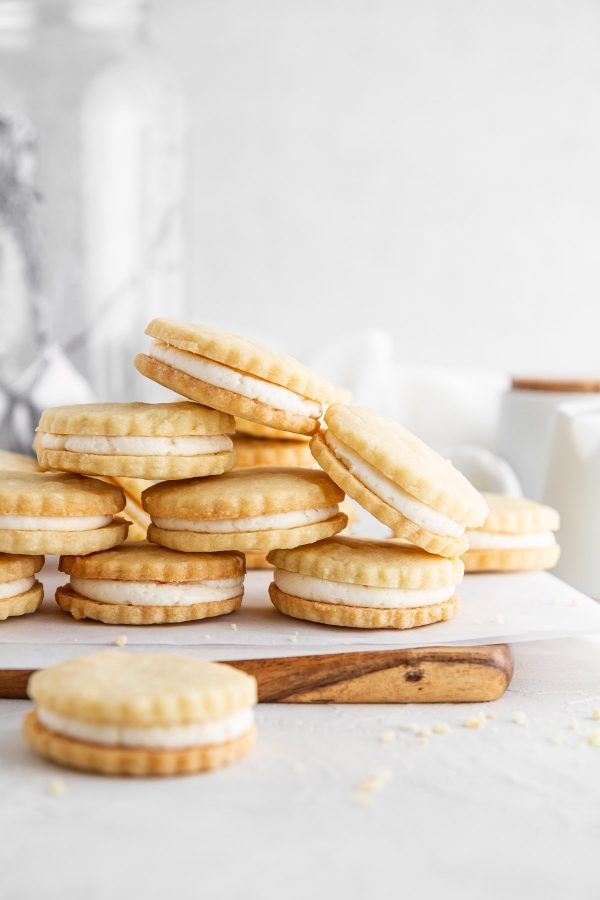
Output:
[
  {"xmin": 325, "ymin": 431, "xmax": 464, "ymax": 538},
  {"xmin": 40, "ymin": 432, "xmax": 233, "ymax": 457},
  {"xmin": 153, "ymin": 505, "xmax": 339, "ymax": 534},
  {"xmin": 0, "ymin": 576, "xmax": 35, "ymax": 600},
  {"xmin": 70, "ymin": 576, "xmax": 244, "ymax": 606},
  {"xmin": 149, "ymin": 339, "xmax": 322, "ymax": 418},
  {"xmin": 466, "ymin": 530, "xmax": 557, "ymax": 550},
  {"xmin": 37, "ymin": 706, "xmax": 254, "ymax": 750},
  {"xmin": 0, "ymin": 514, "xmax": 113, "ymax": 532},
  {"xmin": 274, "ymin": 569, "xmax": 457, "ymax": 609}
]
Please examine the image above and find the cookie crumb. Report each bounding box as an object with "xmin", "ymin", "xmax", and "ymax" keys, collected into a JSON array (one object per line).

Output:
[
  {"xmin": 464, "ymin": 715, "xmax": 485, "ymax": 730},
  {"xmin": 353, "ymin": 768, "xmax": 393, "ymax": 806},
  {"xmin": 400, "ymin": 723, "xmax": 420, "ymax": 734},
  {"xmin": 379, "ymin": 730, "xmax": 396, "ymax": 744},
  {"xmin": 113, "ymin": 635, "xmax": 127, "ymax": 647},
  {"xmin": 513, "ymin": 711, "xmax": 529, "ymax": 727},
  {"xmin": 588, "ymin": 729, "xmax": 600, "ymax": 748},
  {"xmin": 486, "ymin": 710, "xmax": 497, "ymax": 720},
  {"xmin": 229, "ymin": 623, "xmax": 238, "ymax": 631},
  {"xmin": 568, "ymin": 720, "xmax": 580, "ymax": 732},
  {"xmin": 591, "ymin": 708, "xmax": 600, "ymax": 721},
  {"xmin": 418, "ymin": 736, "xmax": 429, "ymax": 746},
  {"xmin": 288, "ymin": 634, "xmax": 298, "ymax": 643},
  {"xmin": 549, "ymin": 734, "xmax": 565, "ymax": 746},
  {"xmin": 432, "ymin": 722, "xmax": 451, "ymax": 735},
  {"xmin": 48, "ymin": 778, "xmax": 66, "ymax": 798},
  {"xmin": 416, "ymin": 725, "xmax": 431, "ymax": 738}
]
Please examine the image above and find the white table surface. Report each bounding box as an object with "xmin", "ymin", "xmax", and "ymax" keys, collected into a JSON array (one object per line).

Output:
[{"xmin": 2, "ymin": 636, "xmax": 600, "ymax": 900}]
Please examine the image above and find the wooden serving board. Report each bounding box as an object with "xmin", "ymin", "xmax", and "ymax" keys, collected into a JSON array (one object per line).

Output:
[{"xmin": 0, "ymin": 643, "xmax": 513, "ymax": 703}]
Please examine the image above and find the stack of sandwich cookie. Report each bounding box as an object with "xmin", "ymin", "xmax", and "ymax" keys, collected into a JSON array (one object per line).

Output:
[
  {"xmin": 135, "ymin": 319, "xmax": 339, "ymax": 435},
  {"xmin": 463, "ymin": 494, "xmax": 560, "ymax": 572},
  {"xmin": 311, "ymin": 404, "xmax": 488, "ymax": 558},
  {"xmin": 35, "ymin": 401, "xmax": 235, "ymax": 480},
  {"xmin": 143, "ymin": 467, "xmax": 346, "ymax": 553},
  {"xmin": 23, "ymin": 652, "xmax": 257, "ymax": 776},
  {"xmin": 0, "ymin": 471, "xmax": 128, "ymax": 555},
  {"xmin": 57, "ymin": 542, "xmax": 245, "ymax": 624},
  {"xmin": 268, "ymin": 536, "xmax": 462, "ymax": 628},
  {"xmin": 0, "ymin": 553, "xmax": 44, "ymax": 620}
]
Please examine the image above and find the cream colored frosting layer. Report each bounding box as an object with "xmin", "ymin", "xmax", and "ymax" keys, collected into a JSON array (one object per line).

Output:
[
  {"xmin": 274, "ymin": 569, "xmax": 457, "ymax": 608},
  {"xmin": 153, "ymin": 505, "xmax": 339, "ymax": 534},
  {"xmin": 325, "ymin": 431, "xmax": 464, "ymax": 538},
  {"xmin": 37, "ymin": 706, "xmax": 254, "ymax": 749},
  {"xmin": 40, "ymin": 432, "xmax": 232, "ymax": 457},
  {"xmin": 149, "ymin": 340, "xmax": 322, "ymax": 418},
  {"xmin": 0, "ymin": 514, "xmax": 113, "ymax": 532},
  {"xmin": 70, "ymin": 576, "xmax": 244, "ymax": 606},
  {"xmin": 466, "ymin": 530, "xmax": 557, "ymax": 550},
  {"xmin": 0, "ymin": 576, "xmax": 35, "ymax": 600}
]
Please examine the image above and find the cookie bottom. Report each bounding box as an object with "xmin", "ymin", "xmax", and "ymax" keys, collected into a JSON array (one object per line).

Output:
[
  {"xmin": 269, "ymin": 582, "xmax": 459, "ymax": 629},
  {"xmin": 463, "ymin": 544, "xmax": 560, "ymax": 573},
  {"xmin": 55, "ymin": 584, "xmax": 243, "ymax": 625},
  {"xmin": 310, "ymin": 433, "xmax": 466, "ymax": 559},
  {"xmin": 147, "ymin": 513, "xmax": 347, "ymax": 553},
  {"xmin": 0, "ymin": 518, "xmax": 130, "ymax": 556},
  {"xmin": 23, "ymin": 711, "xmax": 256, "ymax": 776},
  {"xmin": 135, "ymin": 354, "xmax": 317, "ymax": 436},
  {"xmin": 0, "ymin": 581, "xmax": 44, "ymax": 621},
  {"xmin": 37, "ymin": 447, "xmax": 235, "ymax": 481},
  {"xmin": 244, "ymin": 552, "xmax": 272, "ymax": 569}
]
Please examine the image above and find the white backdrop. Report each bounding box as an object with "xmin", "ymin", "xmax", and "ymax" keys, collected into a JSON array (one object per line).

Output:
[{"xmin": 151, "ymin": 0, "xmax": 600, "ymax": 374}]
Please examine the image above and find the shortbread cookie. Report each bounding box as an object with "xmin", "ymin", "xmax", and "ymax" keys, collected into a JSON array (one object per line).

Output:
[
  {"xmin": 0, "ymin": 450, "xmax": 41, "ymax": 473},
  {"xmin": 144, "ymin": 467, "xmax": 347, "ymax": 553},
  {"xmin": 57, "ymin": 541, "xmax": 245, "ymax": 624},
  {"xmin": 24, "ymin": 651, "xmax": 257, "ymax": 776},
  {"xmin": 268, "ymin": 536, "xmax": 462, "ymax": 628},
  {"xmin": 135, "ymin": 319, "xmax": 339, "ymax": 436},
  {"xmin": 463, "ymin": 493, "xmax": 561, "ymax": 572},
  {"xmin": 311, "ymin": 405, "xmax": 488, "ymax": 558},
  {"xmin": 36, "ymin": 401, "xmax": 235, "ymax": 480},
  {"xmin": 0, "ymin": 552, "xmax": 44, "ymax": 620},
  {"xmin": 234, "ymin": 417, "xmax": 311, "ymax": 442},
  {"xmin": 232, "ymin": 435, "xmax": 315, "ymax": 469},
  {"xmin": 0, "ymin": 470, "xmax": 129, "ymax": 555}
]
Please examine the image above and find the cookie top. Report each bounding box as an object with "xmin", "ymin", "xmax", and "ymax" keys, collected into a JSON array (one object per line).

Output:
[
  {"xmin": 0, "ymin": 450, "xmax": 40, "ymax": 473},
  {"xmin": 324, "ymin": 404, "xmax": 487, "ymax": 525},
  {"xmin": 476, "ymin": 494, "xmax": 560, "ymax": 534},
  {"xmin": 143, "ymin": 467, "xmax": 343, "ymax": 519},
  {"xmin": 39, "ymin": 401, "xmax": 233, "ymax": 437},
  {"xmin": 0, "ymin": 552, "xmax": 44, "ymax": 583},
  {"xmin": 0, "ymin": 471, "xmax": 125, "ymax": 517},
  {"xmin": 146, "ymin": 319, "xmax": 339, "ymax": 403},
  {"xmin": 27, "ymin": 651, "xmax": 257, "ymax": 726},
  {"xmin": 234, "ymin": 417, "xmax": 311, "ymax": 442},
  {"xmin": 232, "ymin": 435, "xmax": 314, "ymax": 469},
  {"xmin": 60, "ymin": 541, "xmax": 245, "ymax": 582},
  {"xmin": 268, "ymin": 536, "xmax": 463, "ymax": 589}
]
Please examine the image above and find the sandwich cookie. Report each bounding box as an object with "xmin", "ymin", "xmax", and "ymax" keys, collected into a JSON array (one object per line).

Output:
[
  {"xmin": 135, "ymin": 319, "xmax": 338, "ymax": 436},
  {"xmin": 144, "ymin": 467, "xmax": 346, "ymax": 553},
  {"xmin": 232, "ymin": 434, "xmax": 315, "ymax": 470},
  {"xmin": 0, "ymin": 553, "xmax": 44, "ymax": 620},
  {"xmin": 311, "ymin": 405, "xmax": 488, "ymax": 558},
  {"xmin": 36, "ymin": 401, "xmax": 235, "ymax": 480},
  {"xmin": 57, "ymin": 542, "xmax": 245, "ymax": 624},
  {"xmin": 23, "ymin": 651, "xmax": 257, "ymax": 776},
  {"xmin": 463, "ymin": 493, "xmax": 560, "ymax": 572},
  {"xmin": 268, "ymin": 536, "xmax": 462, "ymax": 628},
  {"xmin": 234, "ymin": 417, "xmax": 311, "ymax": 442},
  {"xmin": 0, "ymin": 450, "xmax": 41, "ymax": 473},
  {"xmin": 0, "ymin": 471, "xmax": 128, "ymax": 555}
]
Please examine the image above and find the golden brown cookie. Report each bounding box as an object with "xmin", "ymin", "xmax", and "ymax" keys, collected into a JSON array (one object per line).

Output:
[
  {"xmin": 134, "ymin": 319, "xmax": 339, "ymax": 436},
  {"xmin": 232, "ymin": 435, "xmax": 316, "ymax": 469},
  {"xmin": 36, "ymin": 401, "xmax": 235, "ymax": 480},
  {"xmin": 0, "ymin": 552, "xmax": 44, "ymax": 621},
  {"xmin": 0, "ymin": 450, "xmax": 41, "ymax": 473},
  {"xmin": 0, "ymin": 471, "xmax": 128, "ymax": 555},
  {"xmin": 311, "ymin": 405, "xmax": 488, "ymax": 558},
  {"xmin": 57, "ymin": 541, "xmax": 245, "ymax": 625},
  {"xmin": 234, "ymin": 417, "xmax": 311, "ymax": 442},
  {"xmin": 143, "ymin": 467, "xmax": 347, "ymax": 553},
  {"xmin": 101, "ymin": 476, "xmax": 153, "ymax": 542},
  {"xmin": 24, "ymin": 651, "xmax": 257, "ymax": 776},
  {"xmin": 267, "ymin": 536, "xmax": 462, "ymax": 629},
  {"xmin": 463, "ymin": 493, "xmax": 561, "ymax": 572}
]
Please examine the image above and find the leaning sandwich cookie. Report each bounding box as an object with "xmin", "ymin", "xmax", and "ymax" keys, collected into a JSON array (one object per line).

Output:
[
  {"xmin": 463, "ymin": 494, "xmax": 560, "ymax": 572},
  {"xmin": 56, "ymin": 542, "xmax": 245, "ymax": 625},
  {"xmin": 134, "ymin": 319, "xmax": 339, "ymax": 436},
  {"xmin": 234, "ymin": 417, "xmax": 311, "ymax": 442},
  {"xmin": 0, "ymin": 553, "xmax": 44, "ymax": 620},
  {"xmin": 35, "ymin": 401, "xmax": 235, "ymax": 480},
  {"xmin": 23, "ymin": 652, "xmax": 257, "ymax": 776},
  {"xmin": 0, "ymin": 471, "xmax": 129, "ymax": 555},
  {"xmin": 311, "ymin": 404, "xmax": 488, "ymax": 558},
  {"xmin": 268, "ymin": 536, "xmax": 462, "ymax": 629},
  {"xmin": 232, "ymin": 434, "xmax": 316, "ymax": 470},
  {"xmin": 143, "ymin": 467, "xmax": 347, "ymax": 553}
]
